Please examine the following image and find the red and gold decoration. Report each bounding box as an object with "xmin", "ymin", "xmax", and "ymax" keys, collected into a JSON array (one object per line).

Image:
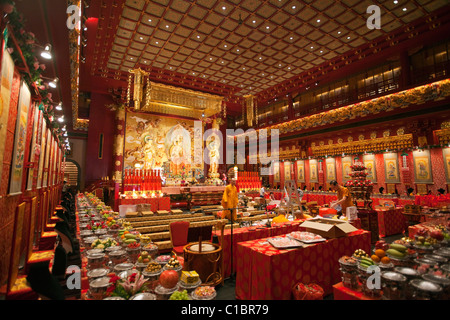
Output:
[
  {"xmin": 122, "ymin": 169, "xmax": 161, "ymax": 194},
  {"xmin": 259, "ymin": 79, "xmax": 450, "ymax": 138},
  {"xmin": 126, "ymin": 68, "xmax": 150, "ymax": 111},
  {"xmin": 236, "ymin": 171, "xmax": 261, "ymax": 192}
]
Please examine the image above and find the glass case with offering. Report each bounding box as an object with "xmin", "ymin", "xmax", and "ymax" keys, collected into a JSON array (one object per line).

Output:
[
  {"xmin": 108, "ymin": 249, "xmax": 128, "ymax": 266},
  {"xmin": 163, "ymin": 257, "xmax": 183, "ymax": 275},
  {"xmin": 142, "ymin": 261, "xmax": 162, "ymax": 292},
  {"xmin": 191, "ymin": 286, "xmax": 216, "ymax": 300},
  {"xmin": 338, "ymin": 255, "xmax": 358, "ymax": 290},
  {"xmin": 142, "ymin": 243, "xmax": 159, "ymax": 259},
  {"xmin": 409, "ymin": 279, "xmax": 443, "ymax": 300},
  {"xmin": 178, "ymin": 272, "xmax": 202, "ymax": 295},
  {"xmin": 155, "ymin": 284, "xmax": 179, "ymax": 300},
  {"xmin": 88, "ymin": 277, "xmax": 110, "ymax": 300},
  {"xmin": 86, "ymin": 252, "xmax": 106, "ymax": 270},
  {"xmin": 357, "ymin": 259, "xmax": 382, "ymax": 299},
  {"xmin": 381, "ymin": 271, "xmax": 407, "ymax": 300},
  {"xmin": 126, "ymin": 242, "xmax": 141, "ymax": 263},
  {"xmin": 155, "ymin": 254, "xmax": 171, "ymax": 266}
]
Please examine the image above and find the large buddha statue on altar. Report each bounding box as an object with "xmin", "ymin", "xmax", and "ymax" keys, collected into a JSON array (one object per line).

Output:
[{"xmin": 166, "ymin": 125, "xmax": 191, "ymax": 177}]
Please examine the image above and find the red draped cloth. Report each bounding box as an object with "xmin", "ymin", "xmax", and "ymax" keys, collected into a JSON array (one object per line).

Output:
[{"xmin": 235, "ymin": 229, "xmax": 371, "ymax": 300}]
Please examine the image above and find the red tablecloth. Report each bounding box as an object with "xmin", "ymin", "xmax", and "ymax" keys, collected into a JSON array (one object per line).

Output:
[
  {"xmin": 235, "ymin": 229, "xmax": 371, "ymax": 300},
  {"xmin": 397, "ymin": 198, "xmax": 415, "ymax": 206},
  {"xmin": 376, "ymin": 208, "xmax": 407, "ymax": 237},
  {"xmin": 213, "ymin": 221, "xmax": 304, "ymax": 278},
  {"xmin": 415, "ymin": 194, "xmax": 450, "ymax": 207}
]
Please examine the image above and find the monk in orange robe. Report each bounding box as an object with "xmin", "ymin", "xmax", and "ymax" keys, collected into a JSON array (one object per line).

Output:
[{"xmin": 221, "ymin": 179, "xmax": 239, "ymax": 221}]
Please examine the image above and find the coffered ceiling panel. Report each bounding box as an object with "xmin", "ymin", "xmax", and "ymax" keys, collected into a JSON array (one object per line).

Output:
[{"xmin": 81, "ymin": 0, "xmax": 450, "ymax": 112}]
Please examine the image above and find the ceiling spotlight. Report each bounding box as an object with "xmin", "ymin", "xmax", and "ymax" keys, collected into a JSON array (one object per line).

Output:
[
  {"xmin": 49, "ymin": 77, "xmax": 59, "ymax": 88},
  {"xmin": 40, "ymin": 44, "xmax": 53, "ymax": 60},
  {"xmin": 402, "ymin": 7, "xmax": 407, "ymax": 11},
  {"xmin": 56, "ymin": 103, "xmax": 63, "ymax": 111},
  {"xmin": 58, "ymin": 116, "xmax": 65, "ymax": 123}
]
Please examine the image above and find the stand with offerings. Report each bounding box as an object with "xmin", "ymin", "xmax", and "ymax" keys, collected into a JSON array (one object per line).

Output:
[{"xmin": 344, "ymin": 159, "xmax": 373, "ymax": 210}]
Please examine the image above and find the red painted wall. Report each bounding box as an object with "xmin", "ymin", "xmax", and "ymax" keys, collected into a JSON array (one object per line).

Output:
[{"xmin": 85, "ymin": 92, "xmax": 115, "ymax": 186}]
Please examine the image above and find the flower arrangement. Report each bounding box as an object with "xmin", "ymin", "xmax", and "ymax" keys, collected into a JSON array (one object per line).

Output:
[
  {"xmin": 350, "ymin": 164, "xmax": 366, "ymax": 171},
  {"xmin": 349, "ymin": 171, "xmax": 368, "ymax": 178},
  {"xmin": 106, "ymin": 272, "xmax": 149, "ymax": 300}
]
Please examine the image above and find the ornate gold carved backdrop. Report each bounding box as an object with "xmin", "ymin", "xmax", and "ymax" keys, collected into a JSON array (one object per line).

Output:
[{"xmin": 124, "ymin": 112, "xmax": 204, "ymax": 177}]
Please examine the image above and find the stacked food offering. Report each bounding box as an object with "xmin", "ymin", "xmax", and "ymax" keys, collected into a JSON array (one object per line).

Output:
[
  {"xmin": 338, "ymin": 233, "xmax": 450, "ymax": 300},
  {"xmin": 77, "ymin": 193, "xmax": 214, "ymax": 300},
  {"xmin": 344, "ymin": 161, "xmax": 374, "ymax": 209}
]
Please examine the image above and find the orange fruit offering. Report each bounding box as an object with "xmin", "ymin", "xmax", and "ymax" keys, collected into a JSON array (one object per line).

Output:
[
  {"xmin": 371, "ymin": 254, "xmax": 380, "ymax": 263},
  {"xmin": 375, "ymin": 249, "xmax": 385, "ymax": 258},
  {"xmin": 381, "ymin": 256, "xmax": 391, "ymax": 264}
]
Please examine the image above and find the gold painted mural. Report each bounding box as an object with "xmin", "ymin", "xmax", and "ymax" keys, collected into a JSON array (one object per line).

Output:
[{"xmin": 124, "ymin": 112, "xmax": 204, "ymax": 178}]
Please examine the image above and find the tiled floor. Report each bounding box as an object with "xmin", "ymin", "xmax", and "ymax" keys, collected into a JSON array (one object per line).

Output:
[{"xmin": 214, "ymin": 232, "xmax": 406, "ymax": 300}]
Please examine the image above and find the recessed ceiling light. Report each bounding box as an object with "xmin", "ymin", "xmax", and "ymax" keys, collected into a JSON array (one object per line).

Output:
[
  {"xmin": 316, "ymin": 19, "xmax": 321, "ymax": 23},
  {"xmin": 320, "ymin": 50, "xmax": 323, "ymax": 53},
  {"xmin": 393, "ymin": 0, "xmax": 398, "ymax": 3},
  {"xmin": 292, "ymin": 6, "xmax": 296, "ymax": 9},
  {"xmin": 224, "ymin": 44, "xmax": 227, "ymax": 48},
  {"xmin": 155, "ymin": 41, "xmax": 159, "ymax": 44},
  {"xmin": 266, "ymin": 26, "xmax": 270, "ymax": 29},
  {"xmin": 289, "ymin": 36, "xmax": 293, "ymax": 40},
  {"xmin": 402, "ymin": 7, "xmax": 407, "ymax": 11},
  {"xmin": 139, "ymin": 37, "xmax": 143, "ymax": 40},
  {"xmin": 310, "ymin": 46, "xmax": 314, "ymax": 49},
  {"xmin": 209, "ymin": 57, "xmax": 213, "ymax": 60},
  {"xmin": 197, "ymin": 35, "xmax": 200, "ymax": 39},
  {"xmin": 236, "ymin": 49, "xmax": 240, "ymax": 52},
  {"xmin": 259, "ymin": 57, "xmax": 262, "ymax": 60},
  {"xmin": 338, "ymin": 31, "xmax": 341, "ymax": 34},
  {"xmin": 148, "ymin": 19, "xmax": 152, "ymax": 22},
  {"xmin": 347, "ymin": 36, "xmax": 351, "ymax": 40},
  {"xmin": 165, "ymin": 25, "xmax": 169, "ymax": 28},
  {"xmin": 252, "ymin": 20, "xmax": 256, "ymax": 24},
  {"xmin": 222, "ymin": 6, "xmax": 226, "ymax": 10}
]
